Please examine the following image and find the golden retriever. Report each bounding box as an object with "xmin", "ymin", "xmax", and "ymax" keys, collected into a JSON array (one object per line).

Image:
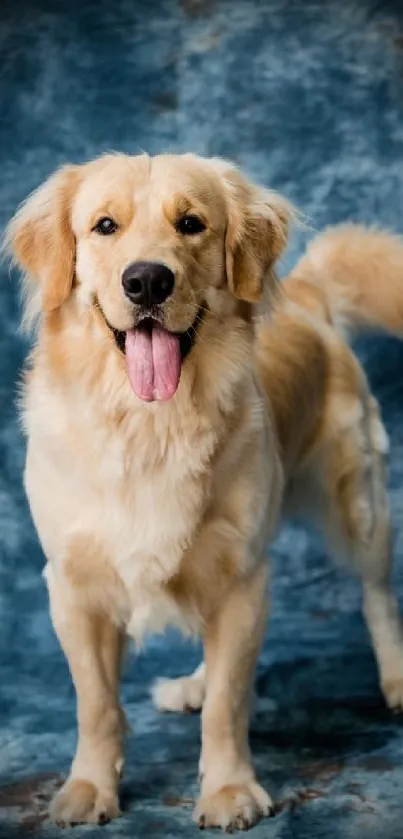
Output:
[{"xmin": 6, "ymin": 153, "xmax": 403, "ymax": 831}]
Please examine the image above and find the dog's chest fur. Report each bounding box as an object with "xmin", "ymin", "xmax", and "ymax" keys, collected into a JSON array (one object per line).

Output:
[
  {"xmin": 27, "ymin": 379, "xmax": 227, "ymax": 639},
  {"xmin": 104, "ymin": 407, "xmax": 219, "ymax": 637}
]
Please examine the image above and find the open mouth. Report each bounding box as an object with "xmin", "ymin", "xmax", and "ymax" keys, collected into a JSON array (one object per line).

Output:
[{"xmin": 98, "ymin": 304, "xmax": 204, "ymax": 402}]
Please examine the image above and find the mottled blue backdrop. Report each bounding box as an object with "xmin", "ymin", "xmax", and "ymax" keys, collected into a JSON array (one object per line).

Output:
[{"xmin": 2, "ymin": 1, "xmax": 403, "ymax": 837}]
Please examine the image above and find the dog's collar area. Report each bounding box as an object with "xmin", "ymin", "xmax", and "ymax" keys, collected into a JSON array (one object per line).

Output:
[{"xmin": 97, "ymin": 302, "xmax": 205, "ymax": 360}]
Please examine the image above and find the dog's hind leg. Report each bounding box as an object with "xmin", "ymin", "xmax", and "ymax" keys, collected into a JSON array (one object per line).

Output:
[
  {"xmin": 152, "ymin": 661, "xmax": 206, "ymax": 713},
  {"xmin": 310, "ymin": 388, "xmax": 403, "ymax": 710}
]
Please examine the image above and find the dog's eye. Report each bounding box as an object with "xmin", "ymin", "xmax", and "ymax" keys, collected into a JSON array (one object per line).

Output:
[
  {"xmin": 176, "ymin": 215, "xmax": 206, "ymax": 235},
  {"xmin": 92, "ymin": 217, "xmax": 118, "ymax": 235}
]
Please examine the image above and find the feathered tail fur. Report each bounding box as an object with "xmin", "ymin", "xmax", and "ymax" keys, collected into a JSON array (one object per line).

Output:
[{"xmin": 288, "ymin": 222, "xmax": 403, "ymax": 339}]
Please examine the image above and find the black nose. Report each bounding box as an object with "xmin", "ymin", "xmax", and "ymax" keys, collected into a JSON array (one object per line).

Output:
[{"xmin": 122, "ymin": 261, "xmax": 175, "ymax": 307}]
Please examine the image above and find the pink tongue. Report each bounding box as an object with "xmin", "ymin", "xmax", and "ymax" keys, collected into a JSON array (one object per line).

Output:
[{"xmin": 125, "ymin": 324, "xmax": 181, "ymax": 402}]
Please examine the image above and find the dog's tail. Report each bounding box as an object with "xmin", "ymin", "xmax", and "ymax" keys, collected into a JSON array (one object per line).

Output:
[{"xmin": 287, "ymin": 223, "xmax": 403, "ymax": 340}]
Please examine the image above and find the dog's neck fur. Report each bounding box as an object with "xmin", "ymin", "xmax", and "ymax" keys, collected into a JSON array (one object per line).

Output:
[{"xmin": 25, "ymin": 294, "xmax": 261, "ymax": 471}]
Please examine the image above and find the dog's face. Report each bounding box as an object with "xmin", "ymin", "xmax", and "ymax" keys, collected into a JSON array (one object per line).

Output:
[{"xmin": 7, "ymin": 153, "xmax": 293, "ymax": 401}]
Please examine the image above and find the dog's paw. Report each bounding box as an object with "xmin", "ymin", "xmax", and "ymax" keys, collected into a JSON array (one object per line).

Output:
[
  {"xmin": 152, "ymin": 675, "xmax": 205, "ymax": 713},
  {"xmin": 382, "ymin": 678, "xmax": 403, "ymax": 712},
  {"xmin": 50, "ymin": 778, "xmax": 120, "ymax": 826},
  {"xmin": 193, "ymin": 781, "xmax": 272, "ymax": 831}
]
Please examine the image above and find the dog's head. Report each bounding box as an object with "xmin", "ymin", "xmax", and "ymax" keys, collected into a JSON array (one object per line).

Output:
[{"xmin": 6, "ymin": 153, "xmax": 294, "ymax": 402}]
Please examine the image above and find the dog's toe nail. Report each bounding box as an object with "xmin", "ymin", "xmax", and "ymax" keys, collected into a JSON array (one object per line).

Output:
[{"xmin": 98, "ymin": 811, "xmax": 109, "ymax": 825}]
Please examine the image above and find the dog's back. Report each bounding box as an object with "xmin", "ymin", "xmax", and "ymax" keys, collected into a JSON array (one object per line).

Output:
[{"xmin": 257, "ymin": 222, "xmax": 403, "ymax": 481}]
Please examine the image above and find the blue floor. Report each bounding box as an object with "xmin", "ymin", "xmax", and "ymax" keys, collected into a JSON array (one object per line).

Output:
[{"xmin": 2, "ymin": 1, "xmax": 403, "ymax": 836}]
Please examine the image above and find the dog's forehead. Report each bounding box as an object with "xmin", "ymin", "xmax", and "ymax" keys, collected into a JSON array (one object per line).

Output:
[
  {"xmin": 74, "ymin": 153, "xmax": 225, "ymax": 222},
  {"xmin": 77, "ymin": 154, "xmax": 149, "ymax": 202},
  {"xmin": 150, "ymin": 154, "xmax": 222, "ymax": 201}
]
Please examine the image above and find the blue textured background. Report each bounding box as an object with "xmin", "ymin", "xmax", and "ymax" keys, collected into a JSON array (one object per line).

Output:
[{"xmin": 2, "ymin": 1, "xmax": 403, "ymax": 836}]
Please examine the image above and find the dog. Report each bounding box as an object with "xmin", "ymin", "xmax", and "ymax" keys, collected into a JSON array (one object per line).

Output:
[{"xmin": 6, "ymin": 152, "xmax": 403, "ymax": 831}]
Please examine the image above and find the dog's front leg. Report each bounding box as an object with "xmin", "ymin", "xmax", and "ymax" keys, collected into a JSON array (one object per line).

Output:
[
  {"xmin": 46, "ymin": 566, "xmax": 125, "ymax": 826},
  {"xmin": 194, "ymin": 561, "xmax": 271, "ymax": 832}
]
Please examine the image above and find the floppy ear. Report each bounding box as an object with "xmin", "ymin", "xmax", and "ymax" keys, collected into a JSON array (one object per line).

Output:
[
  {"xmin": 211, "ymin": 159, "xmax": 296, "ymax": 303},
  {"xmin": 5, "ymin": 165, "xmax": 80, "ymax": 314}
]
